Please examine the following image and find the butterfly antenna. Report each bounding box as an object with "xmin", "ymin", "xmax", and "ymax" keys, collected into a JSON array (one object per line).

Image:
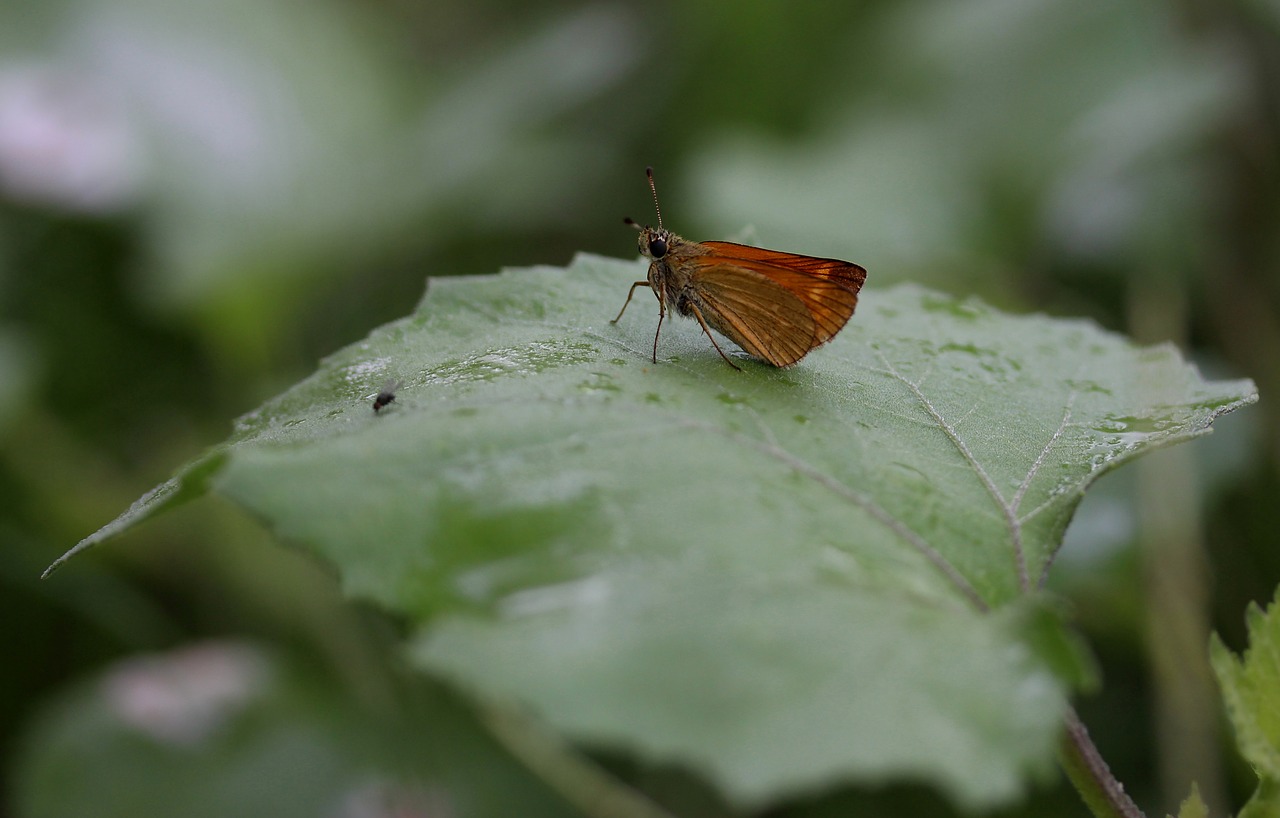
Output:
[{"xmin": 645, "ymin": 166, "xmax": 663, "ymax": 229}]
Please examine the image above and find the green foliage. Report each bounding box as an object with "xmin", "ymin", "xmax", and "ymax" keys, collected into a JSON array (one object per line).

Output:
[
  {"xmin": 1212, "ymin": 590, "xmax": 1280, "ymax": 818},
  {"xmin": 0, "ymin": 0, "xmax": 641, "ymax": 366},
  {"xmin": 6, "ymin": 1, "xmax": 1276, "ymax": 814},
  {"xmin": 13, "ymin": 642, "xmax": 573, "ymax": 818},
  {"xmin": 48, "ymin": 254, "xmax": 1256, "ymax": 810},
  {"xmin": 1169, "ymin": 784, "xmax": 1208, "ymax": 818},
  {"xmin": 0, "ymin": 329, "xmax": 35, "ymax": 427}
]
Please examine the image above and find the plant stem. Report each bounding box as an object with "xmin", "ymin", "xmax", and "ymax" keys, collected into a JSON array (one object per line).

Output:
[
  {"xmin": 1130, "ymin": 264, "xmax": 1226, "ymax": 814},
  {"xmin": 480, "ymin": 702, "xmax": 678, "ymax": 818},
  {"xmin": 1060, "ymin": 707, "xmax": 1146, "ymax": 818}
]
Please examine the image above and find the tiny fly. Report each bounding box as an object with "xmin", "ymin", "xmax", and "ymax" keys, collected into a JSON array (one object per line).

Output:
[{"xmin": 372, "ymin": 379, "xmax": 402, "ymax": 413}]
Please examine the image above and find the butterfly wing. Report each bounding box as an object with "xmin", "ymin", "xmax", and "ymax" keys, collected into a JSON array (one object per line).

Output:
[
  {"xmin": 690, "ymin": 263, "xmax": 817, "ymax": 366},
  {"xmin": 703, "ymin": 241, "xmax": 868, "ymax": 294},
  {"xmin": 691, "ymin": 244, "xmax": 866, "ymax": 367}
]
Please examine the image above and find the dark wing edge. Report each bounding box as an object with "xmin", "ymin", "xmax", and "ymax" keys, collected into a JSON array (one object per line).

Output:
[{"xmin": 701, "ymin": 241, "xmax": 868, "ymax": 292}]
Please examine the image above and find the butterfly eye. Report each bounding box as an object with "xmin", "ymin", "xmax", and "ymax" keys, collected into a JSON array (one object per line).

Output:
[{"xmin": 648, "ymin": 237, "xmax": 667, "ymax": 258}]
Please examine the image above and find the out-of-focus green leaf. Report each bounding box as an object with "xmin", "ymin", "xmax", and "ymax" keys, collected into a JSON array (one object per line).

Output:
[
  {"xmin": 687, "ymin": 0, "xmax": 1244, "ymax": 296},
  {"xmin": 51, "ymin": 253, "xmax": 1255, "ymax": 809},
  {"xmin": 1212, "ymin": 588, "xmax": 1280, "ymax": 817},
  {"xmin": 0, "ymin": 0, "xmax": 640, "ymax": 364},
  {"xmin": 0, "ymin": 329, "xmax": 36, "ymax": 429},
  {"xmin": 1239, "ymin": 781, "xmax": 1280, "ymax": 818},
  {"xmin": 1168, "ymin": 783, "xmax": 1208, "ymax": 818},
  {"xmin": 12, "ymin": 642, "xmax": 574, "ymax": 818}
]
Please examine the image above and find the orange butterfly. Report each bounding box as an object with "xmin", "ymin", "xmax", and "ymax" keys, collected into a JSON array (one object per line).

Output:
[{"xmin": 612, "ymin": 168, "xmax": 867, "ymax": 369}]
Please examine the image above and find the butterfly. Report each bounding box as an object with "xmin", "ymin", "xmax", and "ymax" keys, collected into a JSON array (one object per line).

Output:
[{"xmin": 612, "ymin": 168, "xmax": 867, "ymax": 369}]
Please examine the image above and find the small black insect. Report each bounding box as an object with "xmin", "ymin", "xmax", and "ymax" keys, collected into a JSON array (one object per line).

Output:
[{"xmin": 373, "ymin": 379, "xmax": 402, "ymax": 413}]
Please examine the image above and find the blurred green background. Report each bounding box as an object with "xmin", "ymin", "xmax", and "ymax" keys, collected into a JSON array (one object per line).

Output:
[{"xmin": 2, "ymin": 0, "xmax": 1276, "ymax": 815}]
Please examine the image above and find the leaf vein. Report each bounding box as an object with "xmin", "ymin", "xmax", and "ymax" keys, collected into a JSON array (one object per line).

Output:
[
  {"xmin": 874, "ymin": 350, "xmax": 1030, "ymax": 591},
  {"xmin": 689, "ymin": 412, "xmax": 988, "ymax": 612}
]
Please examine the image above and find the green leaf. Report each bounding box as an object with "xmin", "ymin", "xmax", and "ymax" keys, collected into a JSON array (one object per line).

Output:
[
  {"xmin": 1212, "ymin": 588, "xmax": 1280, "ymax": 817},
  {"xmin": 1167, "ymin": 783, "xmax": 1208, "ymax": 818},
  {"xmin": 1239, "ymin": 781, "xmax": 1280, "ymax": 818},
  {"xmin": 13, "ymin": 643, "xmax": 574, "ymax": 818},
  {"xmin": 52, "ymin": 254, "xmax": 1256, "ymax": 809},
  {"xmin": 0, "ymin": 329, "xmax": 37, "ymax": 431},
  {"xmin": 689, "ymin": 1, "xmax": 1242, "ymax": 293}
]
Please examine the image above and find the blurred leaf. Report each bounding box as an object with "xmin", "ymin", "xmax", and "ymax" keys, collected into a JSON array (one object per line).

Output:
[
  {"xmin": 411, "ymin": 4, "xmax": 641, "ymax": 226},
  {"xmin": 1211, "ymin": 588, "xmax": 1280, "ymax": 816},
  {"xmin": 51, "ymin": 254, "xmax": 1256, "ymax": 809},
  {"xmin": 691, "ymin": 119, "xmax": 978, "ymax": 281},
  {"xmin": 0, "ymin": 0, "xmax": 640, "ymax": 362},
  {"xmin": 13, "ymin": 641, "xmax": 574, "ymax": 818},
  {"xmin": 1239, "ymin": 782, "xmax": 1280, "ymax": 818},
  {"xmin": 687, "ymin": 0, "xmax": 1244, "ymax": 296},
  {"xmin": 0, "ymin": 329, "xmax": 36, "ymax": 429},
  {"xmin": 1251, "ymin": 0, "xmax": 1280, "ymax": 31},
  {"xmin": 1168, "ymin": 783, "xmax": 1208, "ymax": 818}
]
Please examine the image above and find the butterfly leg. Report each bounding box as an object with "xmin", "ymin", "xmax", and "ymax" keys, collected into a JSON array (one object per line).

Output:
[
  {"xmin": 687, "ymin": 302, "xmax": 743, "ymax": 371},
  {"xmin": 611, "ymin": 281, "xmax": 652, "ymax": 323},
  {"xmin": 651, "ymin": 289, "xmax": 666, "ymax": 363}
]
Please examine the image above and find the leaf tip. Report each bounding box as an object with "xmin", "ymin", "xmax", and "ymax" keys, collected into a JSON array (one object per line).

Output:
[{"xmin": 1167, "ymin": 781, "xmax": 1208, "ymax": 818}]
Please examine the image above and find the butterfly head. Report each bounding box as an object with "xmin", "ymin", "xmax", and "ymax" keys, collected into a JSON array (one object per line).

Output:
[{"xmin": 625, "ymin": 218, "xmax": 674, "ymax": 261}]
